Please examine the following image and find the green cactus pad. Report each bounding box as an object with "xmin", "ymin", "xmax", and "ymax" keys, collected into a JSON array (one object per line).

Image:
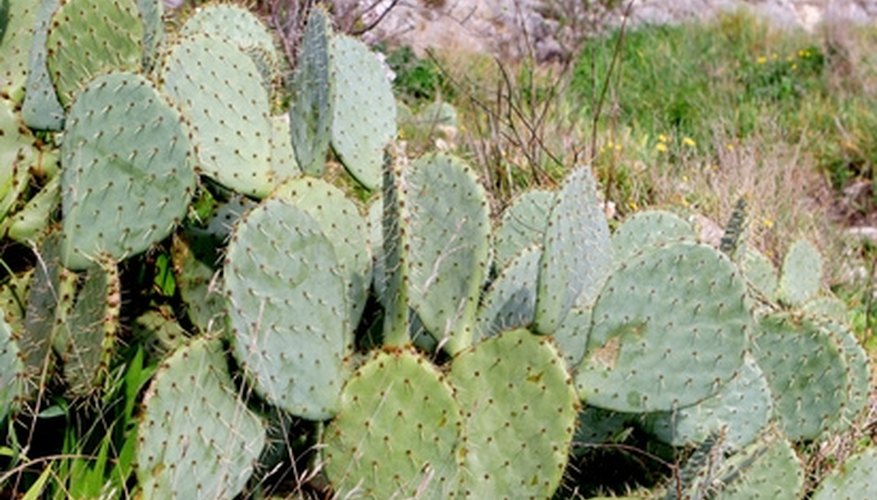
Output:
[
  {"xmin": 61, "ymin": 72, "xmax": 196, "ymax": 269},
  {"xmin": 1, "ymin": 97, "xmax": 37, "ymax": 222},
  {"xmin": 171, "ymin": 230, "xmax": 227, "ymax": 334},
  {"xmin": 22, "ymin": 0, "xmax": 66, "ymax": 130},
  {"xmin": 751, "ymin": 313, "xmax": 848, "ymax": 440},
  {"xmin": 611, "ymin": 210, "xmax": 695, "ymax": 263},
  {"xmin": 493, "ymin": 189, "xmax": 553, "ymax": 270},
  {"xmin": 739, "ymin": 247, "xmax": 778, "ymax": 301},
  {"xmin": 404, "ymin": 154, "xmax": 491, "ymax": 354},
  {"xmin": 275, "ymin": 178, "xmax": 371, "ymax": 328},
  {"xmin": 330, "ymin": 35, "xmax": 397, "ymax": 190},
  {"xmin": 138, "ymin": 338, "xmax": 266, "ymax": 499},
  {"xmin": 573, "ymin": 405, "xmax": 633, "ymax": 448},
  {"xmin": 450, "ymin": 329, "xmax": 577, "ymax": 498},
  {"xmin": 136, "ymin": 0, "xmax": 163, "ymax": 70},
  {"xmin": 289, "ymin": 7, "xmax": 333, "ymax": 176},
  {"xmin": 0, "ymin": 0, "xmax": 38, "ymax": 102},
  {"xmin": 553, "ymin": 306, "xmax": 592, "ymax": 370},
  {"xmin": 380, "ymin": 159, "xmax": 410, "ymax": 344},
  {"xmin": 778, "ymin": 239, "xmax": 822, "ymax": 306},
  {"xmin": 819, "ymin": 319, "xmax": 871, "ymax": 426},
  {"xmin": 46, "ymin": 0, "xmax": 144, "ymax": 106},
  {"xmin": 711, "ymin": 431, "xmax": 803, "ymax": 500},
  {"xmin": 21, "ymin": 0, "xmax": 64, "ymax": 130},
  {"xmin": 57, "ymin": 261, "xmax": 120, "ymax": 396},
  {"xmin": 161, "ymin": 34, "xmax": 274, "ymax": 197},
  {"xmin": 801, "ymin": 295, "xmax": 849, "ymax": 323},
  {"xmin": 475, "ymin": 245, "xmax": 540, "ymax": 341},
  {"xmin": 4, "ymin": 175, "xmax": 60, "ymax": 244},
  {"xmin": 224, "ymin": 198, "xmax": 349, "ymax": 419},
  {"xmin": 535, "ymin": 167, "xmax": 612, "ymax": 333},
  {"xmin": 576, "ymin": 242, "xmax": 750, "ymax": 412},
  {"xmin": 644, "ymin": 353, "xmax": 772, "ymax": 449},
  {"xmin": 812, "ymin": 448, "xmax": 877, "ymax": 500},
  {"xmin": 270, "ymin": 115, "xmax": 302, "ymax": 181},
  {"xmin": 323, "ymin": 349, "xmax": 462, "ymax": 499},
  {"xmin": 131, "ymin": 307, "xmax": 187, "ymax": 356},
  {"xmin": 367, "ymin": 196, "xmax": 388, "ymax": 305},
  {"xmin": 0, "ymin": 314, "xmax": 26, "ymax": 422}
]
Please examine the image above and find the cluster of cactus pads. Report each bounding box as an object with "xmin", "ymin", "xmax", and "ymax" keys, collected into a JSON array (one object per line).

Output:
[{"xmin": 0, "ymin": 1, "xmax": 874, "ymax": 498}]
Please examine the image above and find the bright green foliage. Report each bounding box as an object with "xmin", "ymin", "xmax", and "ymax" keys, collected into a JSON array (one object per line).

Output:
[
  {"xmin": 330, "ymin": 35, "xmax": 397, "ymax": 189},
  {"xmin": 778, "ymin": 239, "xmax": 823, "ymax": 306},
  {"xmin": 56, "ymin": 260, "xmax": 120, "ymax": 396},
  {"xmin": 611, "ymin": 210, "xmax": 695, "ymax": 263},
  {"xmin": 46, "ymin": 0, "xmax": 144, "ymax": 106},
  {"xmin": 0, "ymin": 0, "xmax": 38, "ymax": 102},
  {"xmin": 751, "ymin": 313, "xmax": 848, "ymax": 440},
  {"xmin": 400, "ymin": 154, "xmax": 491, "ymax": 354},
  {"xmin": 644, "ymin": 354, "xmax": 772, "ymax": 449},
  {"xmin": 475, "ymin": 245, "xmax": 540, "ymax": 340},
  {"xmin": 493, "ymin": 189, "xmax": 553, "ymax": 269},
  {"xmin": 290, "ymin": 7, "xmax": 333, "ymax": 176},
  {"xmin": 60, "ymin": 72, "xmax": 195, "ymax": 269},
  {"xmin": 739, "ymin": 247, "xmax": 778, "ymax": 301},
  {"xmin": 224, "ymin": 198, "xmax": 349, "ymax": 420},
  {"xmin": 160, "ymin": 34, "xmax": 273, "ymax": 197},
  {"xmin": 323, "ymin": 349, "xmax": 462, "ymax": 499},
  {"xmin": 138, "ymin": 337, "xmax": 266, "ymax": 499},
  {"xmin": 136, "ymin": 0, "xmax": 163, "ymax": 70},
  {"xmin": 812, "ymin": 448, "xmax": 877, "ymax": 500},
  {"xmin": 0, "ymin": 314, "xmax": 25, "ymax": 421},
  {"xmin": 576, "ymin": 242, "xmax": 750, "ymax": 412},
  {"xmin": 0, "ymin": 96, "xmax": 37, "ymax": 222},
  {"xmin": 450, "ymin": 329, "xmax": 577, "ymax": 498},
  {"xmin": 22, "ymin": 0, "xmax": 65, "ymax": 130},
  {"xmin": 275, "ymin": 178, "xmax": 371, "ymax": 329},
  {"xmin": 535, "ymin": 166, "xmax": 612, "ymax": 333}
]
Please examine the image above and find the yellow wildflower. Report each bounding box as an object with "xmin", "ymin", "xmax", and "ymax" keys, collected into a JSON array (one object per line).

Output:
[
  {"xmin": 756, "ymin": 56, "xmax": 768, "ymax": 65},
  {"xmin": 655, "ymin": 143, "xmax": 668, "ymax": 153},
  {"xmin": 682, "ymin": 137, "xmax": 696, "ymax": 148},
  {"xmin": 658, "ymin": 133, "xmax": 669, "ymax": 143},
  {"xmin": 726, "ymin": 143, "xmax": 735, "ymax": 151},
  {"xmin": 628, "ymin": 200, "xmax": 638, "ymax": 211},
  {"xmin": 762, "ymin": 218, "xmax": 774, "ymax": 229}
]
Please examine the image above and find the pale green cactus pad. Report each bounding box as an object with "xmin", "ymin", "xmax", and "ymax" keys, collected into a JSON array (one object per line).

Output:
[
  {"xmin": 493, "ymin": 189, "xmax": 553, "ymax": 270},
  {"xmin": 323, "ymin": 349, "xmax": 462, "ymax": 499},
  {"xmin": 0, "ymin": 314, "xmax": 25, "ymax": 422},
  {"xmin": 778, "ymin": 239, "xmax": 822, "ymax": 306},
  {"xmin": 22, "ymin": 0, "xmax": 65, "ymax": 130},
  {"xmin": 576, "ymin": 242, "xmax": 750, "ymax": 412},
  {"xmin": 1, "ymin": 97, "xmax": 37, "ymax": 222},
  {"xmin": 475, "ymin": 244, "xmax": 540, "ymax": 341},
  {"xmin": 812, "ymin": 448, "xmax": 877, "ymax": 500},
  {"xmin": 0, "ymin": 0, "xmax": 38, "ymax": 102},
  {"xmin": 611, "ymin": 209, "xmax": 695, "ymax": 263},
  {"xmin": 739, "ymin": 247, "xmax": 779, "ymax": 301},
  {"xmin": 138, "ymin": 338, "xmax": 266, "ymax": 500}
]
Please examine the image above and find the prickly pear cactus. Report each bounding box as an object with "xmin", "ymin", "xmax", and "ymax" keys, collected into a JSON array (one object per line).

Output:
[
  {"xmin": 3, "ymin": 175, "xmax": 60, "ymax": 244},
  {"xmin": 290, "ymin": 7, "xmax": 333, "ymax": 176},
  {"xmin": 224, "ymin": 198, "xmax": 349, "ymax": 419},
  {"xmin": 0, "ymin": 314, "xmax": 25, "ymax": 421},
  {"xmin": 493, "ymin": 189, "xmax": 554, "ymax": 270},
  {"xmin": 534, "ymin": 166, "xmax": 612, "ymax": 333},
  {"xmin": 811, "ymin": 448, "xmax": 877, "ymax": 499},
  {"xmin": 611, "ymin": 210, "xmax": 695, "ymax": 262},
  {"xmin": 778, "ymin": 239, "xmax": 823, "ymax": 306},
  {"xmin": 739, "ymin": 247, "xmax": 779, "ymax": 301},
  {"xmin": 138, "ymin": 337, "xmax": 266, "ymax": 500},
  {"xmin": 449, "ymin": 329, "xmax": 578, "ymax": 498},
  {"xmin": 576, "ymin": 242, "xmax": 750, "ymax": 412},
  {"xmin": 46, "ymin": 0, "xmax": 145, "ymax": 106},
  {"xmin": 323, "ymin": 349, "xmax": 462, "ymax": 499},
  {"xmin": 329, "ymin": 35, "xmax": 397, "ymax": 189},
  {"xmin": 160, "ymin": 34, "xmax": 273, "ymax": 197},
  {"xmin": 60, "ymin": 72, "xmax": 196, "ymax": 269},
  {"xmin": 0, "ymin": 0, "xmax": 38, "ymax": 102},
  {"xmin": 1, "ymin": 97, "xmax": 38, "ymax": 222},
  {"xmin": 475, "ymin": 245, "xmax": 540, "ymax": 340},
  {"xmin": 136, "ymin": 0, "xmax": 164, "ymax": 70},
  {"xmin": 22, "ymin": 0, "xmax": 65, "ymax": 130}
]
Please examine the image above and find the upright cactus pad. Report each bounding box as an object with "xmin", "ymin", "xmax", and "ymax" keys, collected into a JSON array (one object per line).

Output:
[
  {"xmin": 330, "ymin": 35, "xmax": 397, "ymax": 189},
  {"xmin": 60, "ymin": 72, "xmax": 195, "ymax": 269},
  {"xmin": 535, "ymin": 166, "xmax": 612, "ymax": 333},
  {"xmin": 161, "ymin": 34, "xmax": 273, "ymax": 197},
  {"xmin": 739, "ymin": 247, "xmax": 779, "ymax": 301},
  {"xmin": 0, "ymin": 0, "xmax": 38, "ymax": 102},
  {"xmin": 493, "ymin": 189, "xmax": 554, "ymax": 270},
  {"xmin": 403, "ymin": 154, "xmax": 491, "ymax": 354},
  {"xmin": 289, "ymin": 7, "xmax": 333, "ymax": 176},
  {"xmin": 576, "ymin": 242, "xmax": 750, "ymax": 412},
  {"xmin": 778, "ymin": 239, "xmax": 822, "ymax": 306},
  {"xmin": 136, "ymin": 0, "xmax": 164, "ymax": 70},
  {"xmin": 1, "ymin": 97, "xmax": 37, "ymax": 222},
  {"xmin": 275, "ymin": 178, "xmax": 372, "ymax": 327},
  {"xmin": 475, "ymin": 245, "xmax": 540, "ymax": 341},
  {"xmin": 270, "ymin": 115, "xmax": 302, "ymax": 181},
  {"xmin": 812, "ymin": 448, "xmax": 877, "ymax": 500},
  {"xmin": 323, "ymin": 349, "xmax": 462, "ymax": 499},
  {"xmin": 0, "ymin": 314, "xmax": 25, "ymax": 421},
  {"xmin": 611, "ymin": 210, "xmax": 695, "ymax": 263},
  {"xmin": 751, "ymin": 313, "xmax": 848, "ymax": 440},
  {"xmin": 138, "ymin": 338, "xmax": 266, "ymax": 499},
  {"xmin": 552, "ymin": 306, "xmax": 593, "ymax": 369},
  {"xmin": 224, "ymin": 198, "xmax": 349, "ymax": 419},
  {"xmin": 46, "ymin": 0, "xmax": 144, "ymax": 106},
  {"xmin": 818, "ymin": 319, "xmax": 871, "ymax": 426},
  {"xmin": 449, "ymin": 329, "xmax": 577, "ymax": 499},
  {"xmin": 22, "ymin": 0, "xmax": 65, "ymax": 130}
]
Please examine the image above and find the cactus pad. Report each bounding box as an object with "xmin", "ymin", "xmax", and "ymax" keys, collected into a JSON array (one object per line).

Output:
[
  {"xmin": 552, "ymin": 306, "xmax": 592, "ymax": 370},
  {"xmin": 812, "ymin": 448, "xmax": 877, "ymax": 500},
  {"xmin": 138, "ymin": 338, "xmax": 266, "ymax": 499},
  {"xmin": 739, "ymin": 247, "xmax": 778, "ymax": 301},
  {"xmin": 46, "ymin": 0, "xmax": 144, "ymax": 106},
  {"xmin": 224, "ymin": 198, "xmax": 349, "ymax": 419},
  {"xmin": 778, "ymin": 239, "xmax": 822, "ymax": 306},
  {"xmin": 576, "ymin": 242, "xmax": 750, "ymax": 412},
  {"xmin": 171, "ymin": 230, "xmax": 227, "ymax": 334},
  {"xmin": 330, "ymin": 35, "xmax": 397, "ymax": 189},
  {"xmin": 0, "ymin": 314, "xmax": 25, "ymax": 421},
  {"xmin": 493, "ymin": 189, "xmax": 553, "ymax": 270},
  {"xmin": 449, "ymin": 329, "xmax": 577, "ymax": 498},
  {"xmin": 270, "ymin": 114, "xmax": 301, "ymax": 181},
  {"xmin": 611, "ymin": 210, "xmax": 695, "ymax": 263},
  {"xmin": 22, "ymin": 0, "xmax": 66, "ymax": 130},
  {"xmin": 323, "ymin": 349, "xmax": 462, "ymax": 499},
  {"xmin": 475, "ymin": 245, "xmax": 540, "ymax": 341},
  {"xmin": 1, "ymin": 97, "xmax": 37, "ymax": 222},
  {"xmin": 0, "ymin": 0, "xmax": 38, "ymax": 102},
  {"xmin": 60, "ymin": 72, "xmax": 196, "ymax": 269},
  {"xmin": 535, "ymin": 166, "xmax": 612, "ymax": 333}
]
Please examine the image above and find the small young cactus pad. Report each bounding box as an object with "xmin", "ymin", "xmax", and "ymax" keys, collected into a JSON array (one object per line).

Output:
[
  {"xmin": 576, "ymin": 242, "xmax": 750, "ymax": 412},
  {"xmin": 323, "ymin": 349, "xmax": 462, "ymax": 499},
  {"xmin": 224, "ymin": 198, "xmax": 349, "ymax": 419},
  {"xmin": 778, "ymin": 239, "xmax": 823, "ymax": 306},
  {"xmin": 60, "ymin": 72, "xmax": 196, "ymax": 269},
  {"xmin": 138, "ymin": 338, "xmax": 266, "ymax": 500},
  {"xmin": 611, "ymin": 209, "xmax": 695, "ymax": 263},
  {"xmin": 449, "ymin": 329, "xmax": 577, "ymax": 498}
]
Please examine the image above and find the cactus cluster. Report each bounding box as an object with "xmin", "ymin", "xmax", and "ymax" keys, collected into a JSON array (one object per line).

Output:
[{"xmin": 0, "ymin": 1, "xmax": 873, "ymax": 498}]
